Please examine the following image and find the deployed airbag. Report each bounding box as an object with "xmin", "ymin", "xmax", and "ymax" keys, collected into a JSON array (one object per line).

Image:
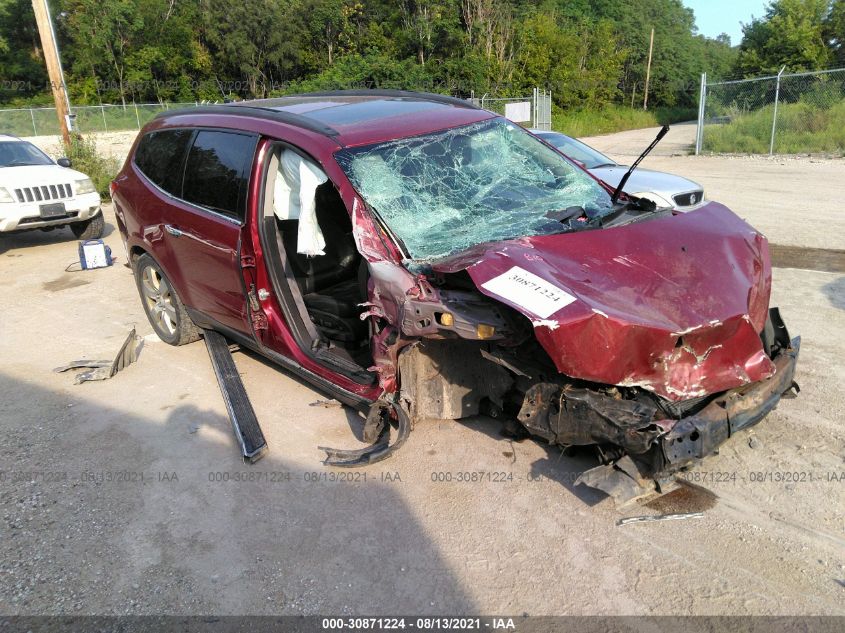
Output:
[{"xmin": 273, "ymin": 149, "xmax": 329, "ymax": 256}]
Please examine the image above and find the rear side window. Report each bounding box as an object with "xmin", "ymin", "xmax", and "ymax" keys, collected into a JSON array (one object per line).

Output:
[
  {"xmin": 133, "ymin": 129, "xmax": 193, "ymax": 195},
  {"xmin": 182, "ymin": 131, "xmax": 257, "ymax": 221}
]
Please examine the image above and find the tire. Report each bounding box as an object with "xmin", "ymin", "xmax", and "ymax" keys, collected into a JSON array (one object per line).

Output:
[
  {"xmin": 133, "ymin": 253, "xmax": 201, "ymax": 346},
  {"xmin": 70, "ymin": 211, "xmax": 105, "ymax": 239}
]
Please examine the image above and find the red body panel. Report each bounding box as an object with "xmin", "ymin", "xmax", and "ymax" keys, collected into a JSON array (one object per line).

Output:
[
  {"xmin": 113, "ymin": 100, "xmax": 779, "ymax": 407},
  {"xmin": 436, "ymin": 203, "xmax": 774, "ymax": 401}
]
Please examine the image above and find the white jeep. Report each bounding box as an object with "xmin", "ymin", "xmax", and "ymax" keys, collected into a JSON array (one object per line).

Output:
[{"xmin": 0, "ymin": 134, "xmax": 104, "ymax": 239}]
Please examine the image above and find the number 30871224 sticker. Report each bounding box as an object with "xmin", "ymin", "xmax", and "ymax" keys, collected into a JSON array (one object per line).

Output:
[{"xmin": 481, "ymin": 266, "xmax": 576, "ymax": 319}]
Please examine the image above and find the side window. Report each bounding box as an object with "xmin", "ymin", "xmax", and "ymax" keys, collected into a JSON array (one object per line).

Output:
[
  {"xmin": 181, "ymin": 131, "xmax": 257, "ymax": 221},
  {"xmin": 134, "ymin": 129, "xmax": 193, "ymax": 195}
]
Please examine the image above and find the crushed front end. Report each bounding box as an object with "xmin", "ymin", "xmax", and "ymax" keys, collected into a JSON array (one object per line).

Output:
[
  {"xmin": 384, "ymin": 204, "xmax": 801, "ymax": 504},
  {"xmin": 516, "ymin": 308, "xmax": 799, "ymax": 504}
]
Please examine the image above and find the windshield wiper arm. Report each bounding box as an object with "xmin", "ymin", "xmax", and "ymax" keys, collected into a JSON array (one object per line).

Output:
[{"xmin": 610, "ymin": 125, "xmax": 669, "ymax": 205}]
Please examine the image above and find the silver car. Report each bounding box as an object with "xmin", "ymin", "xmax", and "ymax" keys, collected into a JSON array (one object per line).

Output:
[{"xmin": 531, "ymin": 130, "xmax": 705, "ymax": 211}]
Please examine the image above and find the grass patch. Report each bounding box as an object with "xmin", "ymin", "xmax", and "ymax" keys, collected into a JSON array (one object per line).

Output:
[
  {"xmin": 703, "ymin": 100, "xmax": 845, "ymax": 155},
  {"xmin": 65, "ymin": 134, "xmax": 121, "ymax": 200},
  {"xmin": 552, "ymin": 105, "xmax": 696, "ymax": 137}
]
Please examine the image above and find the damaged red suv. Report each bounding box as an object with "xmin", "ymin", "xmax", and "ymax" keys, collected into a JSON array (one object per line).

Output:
[{"xmin": 112, "ymin": 90, "xmax": 799, "ymax": 504}]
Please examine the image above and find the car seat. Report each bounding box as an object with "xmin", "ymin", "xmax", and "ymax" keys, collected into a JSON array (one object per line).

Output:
[{"xmin": 279, "ymin": 182, "xmax": 367, "ymax": 345}]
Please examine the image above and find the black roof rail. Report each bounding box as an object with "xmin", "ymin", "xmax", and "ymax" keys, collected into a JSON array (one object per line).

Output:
[
  {"xmin": 154, "ymin": 104, "xmax": 340, "ymax": 137},
  {"xmin": 296, "ymin": 89, "xmax": 479, "ymax": 110}
]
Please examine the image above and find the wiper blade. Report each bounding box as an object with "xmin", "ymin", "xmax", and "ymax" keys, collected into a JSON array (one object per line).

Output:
[{"xmin": 610, "ymin": 125, "xmax": 669, "ymax": 205}]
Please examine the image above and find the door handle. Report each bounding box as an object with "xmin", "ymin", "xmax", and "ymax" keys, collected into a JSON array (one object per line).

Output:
[{"xmin": 164, "ymin": 224, "xmax": 183, "ymax": 237}]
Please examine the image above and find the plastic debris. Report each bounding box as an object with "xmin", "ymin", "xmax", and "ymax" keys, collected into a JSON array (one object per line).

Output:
[{"xmin": 54, "ymin": 328, "xmax": 141, "ymax": 384}]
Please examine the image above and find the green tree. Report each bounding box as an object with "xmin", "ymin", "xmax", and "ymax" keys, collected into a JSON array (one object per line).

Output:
[
  {"xmin": 61, "ymin": 0, "xmax": 145, "ymax": 106},
  {"xmin": 0, "ymin": 0, "xmax": 48, "ymax": 103},
  {"xmin": 201, "ymin": 0, "xmax": 304, "ymax": 98},
  {"xmin": 826, "ymin": 0, "xmax": 845, "ymax": 65},
  {"xmin": 736, "ymin": 0, "xmax": 832, "ymax": 75}
]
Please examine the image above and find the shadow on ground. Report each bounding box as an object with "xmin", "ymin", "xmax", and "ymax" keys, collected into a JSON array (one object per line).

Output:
[
  {"xmin": 822, "ymin": 276, "xmax": 845, "ymax": 310},
  {"xmin": 0, "ymin": 371, "xmax": 476, "ymax": 615}
]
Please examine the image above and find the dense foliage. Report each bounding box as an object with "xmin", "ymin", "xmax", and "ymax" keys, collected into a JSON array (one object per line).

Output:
[
  {"xmin": 1, "ymin": 0, "xmax": 736, "ymax": 109},
  {"xmin": 0, "ymin": 0, "xmax": 841, "ymax": 110},
  {"xmin": 736, "ymin": 0, "xmax": 844, "ymax": 75}
]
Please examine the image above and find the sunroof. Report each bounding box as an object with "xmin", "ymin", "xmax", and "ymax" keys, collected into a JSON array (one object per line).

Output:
[{"xmin": 300, "ymin": 99, "xmax": 446, "ymax": 126}]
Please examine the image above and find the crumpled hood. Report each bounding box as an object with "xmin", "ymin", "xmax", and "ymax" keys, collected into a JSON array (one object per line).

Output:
[{"xmin": 432, "ymin": 203, "xmax": 775, "ymax": 401}]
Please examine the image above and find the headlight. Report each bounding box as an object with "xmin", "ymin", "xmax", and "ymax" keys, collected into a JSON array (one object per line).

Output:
[
  {"xmin": 0, "ymin": 187, "xmax": 14, "ymax": 203},
  {"xmin": 74, "ymin": 177, "xmax": 96, "ymax": 195},
  {"xmin": 631, "ymin": 191, "xmax": 673, "ymax": 208}
]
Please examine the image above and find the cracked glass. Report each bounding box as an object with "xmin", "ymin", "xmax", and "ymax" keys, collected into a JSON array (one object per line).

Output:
[{"xmin": 335, "ymin": 118, "xmax": 613, "ymax": 261}]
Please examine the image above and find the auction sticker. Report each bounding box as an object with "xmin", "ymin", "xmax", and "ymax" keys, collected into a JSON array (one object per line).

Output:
[{"xmin": 481, "ymin": 266, "xmax": 576, "ymax": 319}]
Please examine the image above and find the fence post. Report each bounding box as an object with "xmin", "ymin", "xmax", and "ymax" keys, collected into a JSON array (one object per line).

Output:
[
  {"xmin": 695, "ymin": 73, "xmax": 706, "ymax": 155},
  {"xmin": 134, "ymin": 102, "xmax": 141, "ymax": 129},
  {"xmin": 769, "ymin": 66, "xmax": 786, "ymax": 155},
  {"xmin": 101, "ymin": 105, "xmax": 108, "ymax": 132},
  {"xmin": 30, "ymin": 108, "xmax": 37, "ymax": 136}
]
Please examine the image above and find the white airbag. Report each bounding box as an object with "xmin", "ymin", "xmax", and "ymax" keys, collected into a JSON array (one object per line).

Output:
[{"xmin": 272, "ymin": 150, "xmax": 329, "ymax": 256}]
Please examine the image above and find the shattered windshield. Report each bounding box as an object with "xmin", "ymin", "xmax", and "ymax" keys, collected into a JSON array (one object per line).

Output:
[{"xmin": 335, "ymin": 118, "xmax": 613, "ymax": 261}]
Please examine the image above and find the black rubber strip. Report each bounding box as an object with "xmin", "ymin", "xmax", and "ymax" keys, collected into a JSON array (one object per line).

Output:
[{"xmin": 203, "ymin": 329, "xmax": 268, "ymax": 462}]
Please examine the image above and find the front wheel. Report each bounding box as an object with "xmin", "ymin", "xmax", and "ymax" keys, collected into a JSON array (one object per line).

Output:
[
  {"xmin": 70, "ymin": 211, "xmax": 105, "ymax": 239},
  {"xmin": 133, "ymin": 253, "xmax": 200, "ymax": 346}
]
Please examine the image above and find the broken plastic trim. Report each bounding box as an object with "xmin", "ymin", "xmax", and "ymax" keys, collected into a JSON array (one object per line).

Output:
[
  {"xmin": 576, "ymin": 335, "xmax": 800, "ymax": 505},
  {"xmin": 54, "ymin": 328, "xmax": 141, "ymax": 384},
  {"xmin": 319, "ymin": 398, "xmax": 411, "ymax": 467}
]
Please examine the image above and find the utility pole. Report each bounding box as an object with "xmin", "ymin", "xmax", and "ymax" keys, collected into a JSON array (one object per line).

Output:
[
  {"xmin": 31, "ymin": 0, "xmax": 71, "ymax": 146},
  {"xmin": 643, "ymin": 27, "xmax": 654, "ymax": 111}
]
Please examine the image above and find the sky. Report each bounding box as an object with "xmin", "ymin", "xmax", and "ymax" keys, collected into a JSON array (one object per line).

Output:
[{"xmin": 683, "ymin": 0, "xmax": 770, "ymax": 46}]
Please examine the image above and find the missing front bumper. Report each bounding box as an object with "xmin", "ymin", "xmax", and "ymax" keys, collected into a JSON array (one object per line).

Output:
[
  {"xmin": 575, "ymin": 336, "xmax": 800, "ymax": 504},
  {"xmin": 660, "ymin": 336, "xmax": 800, "ymax": 468}
]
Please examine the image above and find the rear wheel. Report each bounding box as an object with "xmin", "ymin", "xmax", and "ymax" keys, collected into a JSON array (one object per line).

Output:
[
  {"xmin": 133, "ymin": 253, "xmax": 200, "ymax": 346},
  {"xmin": 70, "ymin": 211, "xmax": 105, "ymax": 239}
]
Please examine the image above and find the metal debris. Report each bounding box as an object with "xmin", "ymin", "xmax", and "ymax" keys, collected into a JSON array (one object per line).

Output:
[
  {"xmin": 54, "ymin": 328, "xmax": 141, "ymax": 384},
  {"xmin": 617, "ymin": 512, "xmax": 704, "ymax": 526},
  {"xmin": 309, "ymin": 399, "xmax": 343, "ymax": 408}
]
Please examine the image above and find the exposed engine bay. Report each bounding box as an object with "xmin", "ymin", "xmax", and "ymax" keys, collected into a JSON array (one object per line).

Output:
[{"xmin": 322, "ymin": 202, "xmax": 800, "ymax": 506}]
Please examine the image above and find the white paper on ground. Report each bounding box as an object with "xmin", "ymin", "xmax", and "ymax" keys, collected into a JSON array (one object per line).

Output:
[{"xmin": 481, "ymin": 266, "xmax": 576, "ymax": 319}]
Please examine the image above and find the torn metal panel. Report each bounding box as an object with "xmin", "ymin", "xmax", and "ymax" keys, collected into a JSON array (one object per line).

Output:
[
  {"xmin": 660, "ymin": 335, "xmax": 800, "ymax": 467},
  {"xmin": 437, "ymin": 203, "xmax": 775, "ymax": 401},
  {"xmin": 54, "ymin": 328, "xmax": 141, "ymax": 384},
  {"xmin": 398, "ymin": 341, "xmax": 512, "ymax": 421}
]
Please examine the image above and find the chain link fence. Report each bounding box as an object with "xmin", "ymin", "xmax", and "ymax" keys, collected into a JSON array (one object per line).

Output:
[
  {"xmin": 695, "ymin": 67, "xmax": 845, "ymax": 155},
  {"xmin": 1, "ymin": 90, "xmax": 554, "ymax": 138},
  {"xmin": 470, "ymin": 88, "xmax": 553, "ymax": 130},
  {"xmin": 0, "ymin": 102, "xmax": 211, "ymax": 137}
]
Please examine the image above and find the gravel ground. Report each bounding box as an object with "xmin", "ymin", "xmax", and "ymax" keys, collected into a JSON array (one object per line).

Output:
[{"xmin": 1, "ymin": 130, "xmax": 843, "ymax": 617}]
